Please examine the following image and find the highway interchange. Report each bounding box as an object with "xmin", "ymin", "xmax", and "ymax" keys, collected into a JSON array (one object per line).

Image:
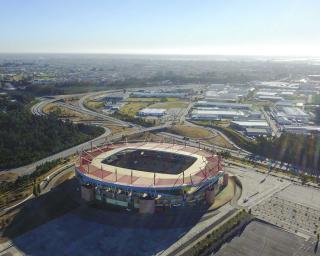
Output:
[
  {"xmin": 32, "ymin": 90, "xmax": 320, "ymax": 232},
  {"xmin": 1, "ymin": 88, "xmax": 320, "ymax": 256}
]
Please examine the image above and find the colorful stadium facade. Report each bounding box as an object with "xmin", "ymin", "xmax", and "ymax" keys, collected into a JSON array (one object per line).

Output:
[{"xmin": 75, "ymin": 142, "xmax": 228, "ymax": 214}]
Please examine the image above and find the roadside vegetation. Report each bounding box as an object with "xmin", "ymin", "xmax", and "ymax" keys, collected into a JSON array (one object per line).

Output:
[
  {"xmin": 196, "ymin": 123, "xmax": 255, "ymax": 151},
  {"xmin": 189, "ymin": 210, "xmax": 251, "ymax": 256},
  {"xmin": 83, "ymin": 99, "xmax": 105, "ymax": 111},
  {"xmin": 254, "ymin": 134, "xmax": 320, "ymax": 171},
  {"xmin": 312, "ymin": 94, "xmax": 320, "ymax": 104},
  {"xmin": 0, "ymin": 159, "xmax": 66, "ymax": 209},
  {"xmin": 195, "ymin": 121, "xmax": 320, "ymax": 173},
  {"xmin": 112, "ymin": 111, "xmax": 155, "ymax": 127},
  {"xmin": 43, "ymin": 103, "xmax": 94, "ymax": 121}
]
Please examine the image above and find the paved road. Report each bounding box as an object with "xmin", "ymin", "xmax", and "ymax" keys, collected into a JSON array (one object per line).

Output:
[
  {"xmin": 58, "ymin": 101, "xmax": 129, "ymax": 127},
  {"xmin": 77, "ymin": 90, "xmax": 129, "ymax": 126},
  {"xmin": 24, "ymin": 91, "xmax": 316, "ymax": 180},
  {"xmin": 260, "ymin": 107, "xmax": 281, "ymax": 137},
  {"xmin": 30, "ymin": 98, "xmax": 58, "ymax": 116}
]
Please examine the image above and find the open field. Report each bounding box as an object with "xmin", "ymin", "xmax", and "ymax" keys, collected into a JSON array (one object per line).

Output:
[
  {"xmin": 169, "ymin": 125, "xmax": 213, "ymax": 138},
  {"xmin": 194, "ymin": 120, "xmax": 231, "ymax": 127},
  {"xmin": 63, "ymin": 98, "xmax": 80, "ymax": 106},
  {"xmin": 118, "ymin": 102, "xmax": 150, "ymax": 117},
  {"xmin": 126, "ymin": 97, "xmax": 180, "ymax": 102},
  {"xmin": 167, "ymin": 125, "xmax": 235, "ymax": 149},
  {"xmin": 84, "ymin": 100, "xmax": 104, "ymax": 110},
  {"xmin": 43, "ymin": 103, "xmax": 94, "ymax": 121},
  {"xmin": 149, "ymin": 101, "xmax": 188, "ymax": 109},
  {"xmin": 102, "ymin": 125, "xmax": 137, "ymax": 136},
  {"xmin": 0, "ymin": 172, "xmax": 17, "ymax": 183}
]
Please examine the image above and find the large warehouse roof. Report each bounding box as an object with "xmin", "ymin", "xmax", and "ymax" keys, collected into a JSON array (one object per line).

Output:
[
  {"xmin": 196, "ymin": 101, "xmax": 252, "ymax": 109},
  {"xmin": 282, "ymin": 107, "xmax": 308, "ymax": 117},
  {"xmin": 192, "ymin": 109, "xmax": 244, "ymax": 116},
  {"xmin": 231, "ymin": 121, "xmax": 269, "ymax": 127}
]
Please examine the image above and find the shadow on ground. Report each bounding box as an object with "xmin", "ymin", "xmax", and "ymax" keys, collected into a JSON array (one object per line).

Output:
[{"xmin": 2, "ymin": 178, "xmax": 210, "ymax": 256}]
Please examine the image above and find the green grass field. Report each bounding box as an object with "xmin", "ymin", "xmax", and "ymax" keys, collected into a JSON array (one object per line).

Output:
[
  {"xmin": 149, "ymin": 101, "xmax": 188, "ymax": 109},
  {"xmin": 118, "ymin": 102, "xmax": 151, "ymax": 117},
  {"xmin": 126, "ymin": 97, "xmax": 180, "ymax": 102}
]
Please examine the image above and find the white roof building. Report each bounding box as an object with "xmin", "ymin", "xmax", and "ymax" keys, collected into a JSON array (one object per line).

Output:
[
  {"xmin": 231, "ymin": 121, "xmax": 270, "ymax": 129},
  {"xmin": 191, "ymin": 109, "xmax": 245, "ymax": 120},
  {"xmin": 138, "ymin": 108, "xmax": 166, "ymax": 117}
]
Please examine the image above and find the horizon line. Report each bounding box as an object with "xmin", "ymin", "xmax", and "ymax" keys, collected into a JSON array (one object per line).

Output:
[{"xmin": 0, "ymin": 52, "xmax": 320, "ymax": 59}]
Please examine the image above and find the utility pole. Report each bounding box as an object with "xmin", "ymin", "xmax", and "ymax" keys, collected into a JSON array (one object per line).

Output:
[{"xmin": 115, "ymin": 168, "xmax": 117, "ymax": 182}]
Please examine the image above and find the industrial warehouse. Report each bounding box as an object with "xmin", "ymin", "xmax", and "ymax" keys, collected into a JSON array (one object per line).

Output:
[{"xmin": 76, "ymin": 142, "xmax": 227, "ymax": 214}]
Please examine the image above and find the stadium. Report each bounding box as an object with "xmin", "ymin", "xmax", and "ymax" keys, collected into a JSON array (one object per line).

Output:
[{"xmin": 75, "ymin": 141, "xmax": 228, "ymax": 214}]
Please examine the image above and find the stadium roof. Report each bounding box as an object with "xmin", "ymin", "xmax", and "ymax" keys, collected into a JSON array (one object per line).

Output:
[{"xmin": 76, "ymin": 143, "xmax": 222, "ymax": 190}]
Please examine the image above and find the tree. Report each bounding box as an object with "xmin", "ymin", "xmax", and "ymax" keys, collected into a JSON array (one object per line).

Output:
[
  {"xmin": 160, "ymin": 97, "xmax": 168, "ymax": 102},
  {"xmin": 0, "ymin": 101, "xmax": 104, "ymax": 169},
  {"xmin": 32, "ymin": 183, "xmax": 39, "ymax": 197}
]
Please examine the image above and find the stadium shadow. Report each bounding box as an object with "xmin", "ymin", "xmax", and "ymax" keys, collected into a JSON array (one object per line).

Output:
[
  {"xmin": 2, "ymin": 178, "xmax": 211, "ymax": 256},
  {"xmin": 2, "ymin": 178, "xmax": 81, "ymax": 240}
]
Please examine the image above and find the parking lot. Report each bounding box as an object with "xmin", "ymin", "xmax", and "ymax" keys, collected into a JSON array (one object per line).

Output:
[
  {"xmin": 252, "ymin": 196, "xmax": 320, "ymax": 237},
  {"xmin": 215, "ymin": 221, "xmax": 319, "ymax": 256}
]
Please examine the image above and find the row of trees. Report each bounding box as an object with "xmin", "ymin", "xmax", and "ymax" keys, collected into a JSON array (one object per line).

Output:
[
  {"xmin": 254, "ymin": 133, "xmax": 320, "ymax": 171},
  {"xmin": 202, "ymin": 121, "xmax": 320, "ymax": 173},
  {"xmin": 112, "ymin": 112, "xmax": 154, "ymax": 127},
  {"xmin": 0, "ymin": 159, "xmax": 63, "ymax": 195},
  {"xmin": 190, "ymin": 210, "xmax": 250, "ymax": 255}
]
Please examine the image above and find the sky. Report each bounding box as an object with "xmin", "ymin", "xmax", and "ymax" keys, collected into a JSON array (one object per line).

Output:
[{"xmin": 1, "ymin": 0, "xmax": 320, "ymax": 56}]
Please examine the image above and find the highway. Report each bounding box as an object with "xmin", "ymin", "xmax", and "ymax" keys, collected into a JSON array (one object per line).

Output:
[
  {"xmin": 26, "ymin": 90, "xmax": 314, "ymax": 179},
  {"xmin": 27, "ymin": 93, "xmax": 288, "ymax": 175},
  {"xmin": 30, "ymin": 98, "xmax": 58, "ymax": 116},
  {"xmin": 3, "ymin": 90, "xmax": 319, "ymax": 256},
  {"xmin": 77, "ymin": 90, "xmax": 129, "ymax": 126}
]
